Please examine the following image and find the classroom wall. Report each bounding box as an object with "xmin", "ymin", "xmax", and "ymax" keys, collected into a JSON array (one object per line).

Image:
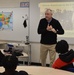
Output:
[{"xmin": 0, "ymin": 0, "xmax": 74, "ymax": 64}]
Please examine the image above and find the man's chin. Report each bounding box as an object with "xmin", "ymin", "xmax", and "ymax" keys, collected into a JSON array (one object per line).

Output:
[
  {"xmin": 46, "ymin": 18, "xmax": 51, "ymax": 21},
  {"xmin": 45, "ymin": 18, "xmax": 49, "ymax": 20}
]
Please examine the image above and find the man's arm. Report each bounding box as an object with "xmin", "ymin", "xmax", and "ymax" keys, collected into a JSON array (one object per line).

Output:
[
  {"xmin": 56, "ymin": 21, "xmax": 64, "ymax": 34},
  {"xmin": 37, "ymin": 19, "xmax": 48, "ymax": 34}
]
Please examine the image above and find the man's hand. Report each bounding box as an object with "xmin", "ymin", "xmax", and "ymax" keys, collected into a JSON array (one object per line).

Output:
[
  {"xmin": 46, "ymin": 25, "xmax": 57, "ymax": 33},
  {"xmin": 46, "ymin": 25, "xmax": 52, "ymax": 31},
  {"xmin": 51, "ymin": 28, "xmax": 57, "ymax": 33}
]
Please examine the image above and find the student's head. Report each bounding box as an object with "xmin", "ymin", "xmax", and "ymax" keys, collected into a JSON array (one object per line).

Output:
[
  {"xmin": 45, "ymin": 9, "xmax": 53, "ymax": 20},
  {"xmin": 55, "ymin": 40, "xmax": 69, "ymax": 54},
  {"xmin": 2, "ymin": 55, "xmax": 18, "ymax": 71}
]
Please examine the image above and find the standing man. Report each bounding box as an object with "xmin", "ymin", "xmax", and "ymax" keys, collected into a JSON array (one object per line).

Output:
[{"xmin": 37, "ymin": 9, "xmax": 64, "ymax": 67}]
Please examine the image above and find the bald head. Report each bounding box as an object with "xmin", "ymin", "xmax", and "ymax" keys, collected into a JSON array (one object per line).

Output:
[{"xmin": 45, "ymin": 9, "xmax": 53, "ymax": 21}]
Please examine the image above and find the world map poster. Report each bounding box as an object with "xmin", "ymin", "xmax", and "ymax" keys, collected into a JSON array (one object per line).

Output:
[{"xmin": 0, "ymin": 12, "xmax": 13, "ymax": 30}]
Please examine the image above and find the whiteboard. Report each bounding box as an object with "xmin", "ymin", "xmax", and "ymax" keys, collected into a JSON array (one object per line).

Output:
[{"xmin": 0, "ymin": 8, "xmax": 29, "ymax": 41}]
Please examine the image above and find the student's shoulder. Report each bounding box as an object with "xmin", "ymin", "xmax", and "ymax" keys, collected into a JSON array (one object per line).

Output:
[{"xmin": 18, "ymin": 71, "xmax": 28, "ymax": 75}]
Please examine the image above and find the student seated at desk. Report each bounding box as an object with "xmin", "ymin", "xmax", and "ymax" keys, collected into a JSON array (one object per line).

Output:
[
  {"xmin": 52, "ymin": 40, "xmax": 74, "ymax": 72},
  {"xmin": 0, "ymin": 55, "xmax": 28, "ymax": 75}
]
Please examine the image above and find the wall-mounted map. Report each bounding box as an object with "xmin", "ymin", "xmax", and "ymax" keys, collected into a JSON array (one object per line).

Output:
[{"xmin": 0, "ymin": 12, "xmax": 13, "ymax": 30}]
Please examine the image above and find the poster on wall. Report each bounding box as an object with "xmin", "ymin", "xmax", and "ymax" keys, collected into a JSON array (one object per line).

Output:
[
  {"xmin": 0, "ymin": 12, "xmax": 13, "ymax": 30},
  {"xmin": 39, "ymin": 2, "xmax": 74, "ymax": 38}
]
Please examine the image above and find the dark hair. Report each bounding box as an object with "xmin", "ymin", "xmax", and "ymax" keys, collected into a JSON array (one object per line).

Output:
[
  {"xmin": 2, "ymin": 55, "xmax": 18, "ymax": 70},
  {"xmin": 55, "ymin": 40, "xmax": 69, "ymax": 54}
]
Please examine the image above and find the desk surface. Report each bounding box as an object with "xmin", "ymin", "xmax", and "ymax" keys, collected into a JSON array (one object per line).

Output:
[
  {"xmin": 0, "ymin": 49, "xmax": 28, "ymax": 57},
  {"xmin": 0, "ymin": 66, "xmax": 74, "ymax": 75},
  {"xmin": 0, "ymin": 42, "xmax": 29, "ymax": 46},
  {"xmin": 8, "ymin": 43, "xmax": 29, "ymax": 46}
]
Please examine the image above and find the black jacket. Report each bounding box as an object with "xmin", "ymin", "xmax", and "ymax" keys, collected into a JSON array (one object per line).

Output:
[
  {"xmin": 59, "ymin": 49, "xmax": 74, "ymax": 63},
  {"xmin": 37, "ymin": 18, "xmax": 64, "ymax": 44},
  {"xmin": 53, "ymin": 50, "xmax": 74, "ymax": 72},
  {"xmin": 59, "ymin": 50, "xmax": 74, "ymax": 70}
]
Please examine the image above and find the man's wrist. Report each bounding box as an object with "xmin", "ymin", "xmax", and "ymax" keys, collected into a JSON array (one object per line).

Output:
[{"xmin": 51, "ymin": 28, "xmax": 57, "ymax": 33}]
